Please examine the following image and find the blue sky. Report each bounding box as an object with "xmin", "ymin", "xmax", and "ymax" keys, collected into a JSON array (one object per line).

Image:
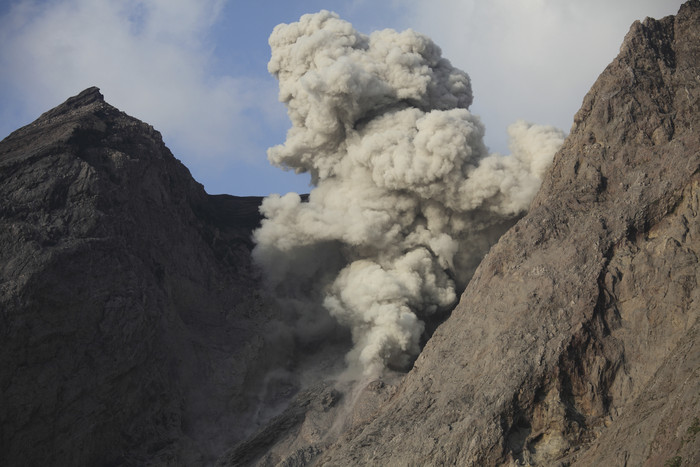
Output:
[{"xmin": 0, "ymin": 0, "xmax": 685, "ymax": 196}]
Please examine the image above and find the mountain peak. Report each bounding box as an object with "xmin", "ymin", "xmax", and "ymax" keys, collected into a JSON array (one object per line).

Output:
[
  {"xmin": 62, "ymin": 85, "xmax": 104, "ymax": 107},
  {"xmin": 0, "ymin": 86, "xmax": 113, "ymax": 160},
  {"xmin": 34, "ymin": 86, "xmax": 106, "ymax": 125},
  {"xmin": 0, "ymin": 82, "xmax": 266, "ymax": 465}
]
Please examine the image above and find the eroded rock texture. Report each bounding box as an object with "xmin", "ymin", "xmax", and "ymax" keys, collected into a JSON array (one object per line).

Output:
[
  {"xmin": 310, "ymin": 2, "xmax": 700, "ymax": 465},
  {"xmin": 0, "ymin": 88, "xmax": 277, "ymax": 465}
]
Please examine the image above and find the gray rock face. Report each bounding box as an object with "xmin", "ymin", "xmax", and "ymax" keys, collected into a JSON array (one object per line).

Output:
[
  {"xmin": 0, "ymin": 87, "xmax": 279, "ymax": 465},
  {"xmin": 311, "ymin": 1, "xmax": 700, "ymax": 465}
]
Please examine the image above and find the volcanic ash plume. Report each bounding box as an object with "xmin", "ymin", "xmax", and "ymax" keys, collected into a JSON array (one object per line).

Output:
[{"xmin": 253, "ymin": 11, "xmax": 565, "ymax": 378}]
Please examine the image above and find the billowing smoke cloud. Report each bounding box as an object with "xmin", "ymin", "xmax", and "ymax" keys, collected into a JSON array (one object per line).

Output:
[{"xmin": 253, "ymin": 11, "xmax": 564, "ymax": 378}]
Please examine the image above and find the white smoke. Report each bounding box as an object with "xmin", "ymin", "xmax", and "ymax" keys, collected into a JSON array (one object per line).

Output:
[{"xmin": 253, "ymin": 11, "xmax": 564, "ymax": 378}]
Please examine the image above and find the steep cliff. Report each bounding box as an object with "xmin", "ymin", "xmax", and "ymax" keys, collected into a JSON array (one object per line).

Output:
[
  {"xmin": 0, "ymin": 87, "xmax": 278, "ymax": 465},
  {"xmin": 311, "ymin": 2, "xmax": 700, "ymax": 465}
]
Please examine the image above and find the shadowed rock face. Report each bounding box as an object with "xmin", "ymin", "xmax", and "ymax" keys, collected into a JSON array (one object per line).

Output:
[{"xmin": 0, "ymin": 87, "xmax": 276, "ymax": 466}]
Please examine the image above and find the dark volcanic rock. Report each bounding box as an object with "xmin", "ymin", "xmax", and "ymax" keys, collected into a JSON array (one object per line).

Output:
[
  {"xmin": 0, "ymin": 87, "xmax": 277, "ymax": 465},
  {"xmin": 265, "ymin": 2, "xmax": 699, "ymax": 466}
]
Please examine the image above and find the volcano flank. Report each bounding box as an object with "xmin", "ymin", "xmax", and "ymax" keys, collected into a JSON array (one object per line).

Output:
[{"xmin": 1, "ymin": 2, "xmax": 700, "ymax": 466}]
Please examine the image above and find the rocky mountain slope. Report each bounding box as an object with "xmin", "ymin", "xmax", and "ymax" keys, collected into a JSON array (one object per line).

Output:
[
  {"xmin": 302, "ymin": 2, "xmax": 700, "ymax": 465},
  {"xmin": 1, "ymin": 1, "xmax": 699, "ymax": 466},
  {"xmin": 220, "ymin": 2, "xmax": 700, "ymax": 466},
  {"xmin": 0, "ymin": 87, "xmax": 286, "ymax": 465}
]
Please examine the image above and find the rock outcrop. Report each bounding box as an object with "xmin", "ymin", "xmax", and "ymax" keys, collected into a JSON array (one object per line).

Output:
[{"xmin": 0, "ymin": 87, "xmax": 278, "ymax": 465}]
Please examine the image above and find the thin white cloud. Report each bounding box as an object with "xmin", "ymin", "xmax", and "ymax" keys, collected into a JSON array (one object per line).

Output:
[
  {"xmin": 0, "ymin": 0, "xmax": 687, "ymax": 196},
  {"xmin": 0, "ymin": 0, "xmax": 283, "ymax": 192},
  {"xmin": 400, "ymin": 0, "xmax": 685, "ymax": 153}
]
